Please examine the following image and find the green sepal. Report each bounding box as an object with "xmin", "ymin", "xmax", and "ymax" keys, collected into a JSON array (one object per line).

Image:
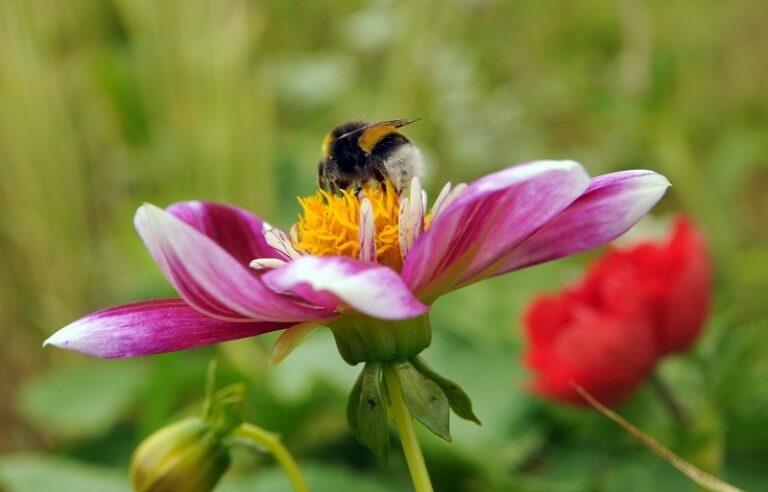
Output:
[
  {"xmin": 393, "ymin": 360, "xmax": 451, "ymax": 442},
  {"xmin": 203, "ymin": 360, "xmax": 245, "ymax": 436},
  {"xmin": 346, "ymin": 362, "xmax": 390, "ymax": 463},
  {"xmin": 411, "ymin": 356, "xmax": 481, "ymax": 425},
  {"xmin": 330, "ymin": 314, "xmax": 432, "ymax": 365}
]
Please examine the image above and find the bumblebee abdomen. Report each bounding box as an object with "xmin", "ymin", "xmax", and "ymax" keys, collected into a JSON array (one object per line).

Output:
[{"xmin": 370, "ymin": 132, "xmax": 409, "ymax": 159}]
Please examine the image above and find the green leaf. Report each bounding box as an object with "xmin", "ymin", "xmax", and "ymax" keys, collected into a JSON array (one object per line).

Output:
[
  {"xmin": 206, "ymin": 383, "xmax": 246, "ymax": 436},
  {"xmin": 393, "ymin": 360, "xmax": 451, "ymax": 441},
  {"xmin": 0, "ymin": 455, "xmax": 130, "ymax": 492},
  {"xmin": 347, "ymin": 363, "xmax": 389, "ymax": 463},
  {"xmin": 346, "ymin": 368, "xmax": 365, "ymax": 442},
  {"xmin": 359, "ymin": 362, "xmax": 390, "ymax": 463},
  {"xmin": 202, "ymin": 359, "xmax": 246, "ymax": 435},
  {"xmin": 602, "ymin": 455, "xmax": 693, "ymax": 492},
  {"xmin": 17, "ymin": 360, "xmax": 147, "ymax": 440},
  {"xmin": 411, "ymin": 356, "xmax": 481, "ymax": 425}
]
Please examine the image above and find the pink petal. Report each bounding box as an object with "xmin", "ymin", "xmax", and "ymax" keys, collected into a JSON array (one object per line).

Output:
[
  {"xmin": 135, "ymin": 204, "xmax": 331, "ymax": 322},
  {"xmin": 44, "ymin": 299, "xmax": 293, "ymax": 358},
  {"xmin": 403, "ymin": 160, "xmax": 591, "ymax": 298},
  {"xmin": 468, "ymin": 170, "xmax": 670, "ymax": 282},
  {"xmin": 167, "ymin": 201, "xmax": 281, "ymax": 267},
  {"xmin": 262, "ymin": 256, "xmax": 429, "ymax": 320}
]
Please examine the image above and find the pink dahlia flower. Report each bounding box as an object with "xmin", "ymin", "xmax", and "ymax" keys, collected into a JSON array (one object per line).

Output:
[{"xmin": 46, "ymin": 160, "xmax": 669, "ymax": 362}]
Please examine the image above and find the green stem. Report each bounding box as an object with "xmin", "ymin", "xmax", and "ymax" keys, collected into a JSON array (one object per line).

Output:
[
  {"xmin": 383, "ymin": 365, "xmax": 434, "ymax": 492},
  {"xmin": 231, "ymin": 423, "xmax": 309, "ymax": 492},
  {"xmin": 651, "ymin": 373, "xmax": 688, "ymax": 427}
]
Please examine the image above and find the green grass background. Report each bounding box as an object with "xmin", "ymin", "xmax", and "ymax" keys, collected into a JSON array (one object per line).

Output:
[{"xmin": 0, "ymin": 0, "xmax": 767, "ymax": 490}]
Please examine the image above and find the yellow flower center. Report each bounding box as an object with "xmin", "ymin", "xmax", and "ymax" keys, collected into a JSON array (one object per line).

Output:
[{"xmin": 293, "ymin": 183, "xmax": 403, "ymax": 270}]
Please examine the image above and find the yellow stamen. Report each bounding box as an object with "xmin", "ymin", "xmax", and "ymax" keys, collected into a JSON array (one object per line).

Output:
[
  {"xmin": 424, "ymin": 210, "xmax": 434, "ymax": 230},
  {"xmin": 293, "ymin": 183, "xmax": 403, "ymax": 270}
]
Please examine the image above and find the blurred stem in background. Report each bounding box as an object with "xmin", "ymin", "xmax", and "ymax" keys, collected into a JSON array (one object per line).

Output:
[
  {"xmin": 651, "ymin": 373, "xmax": 687, "ymax": 427},
  {"xmin": 652, "ymin": 372, "xmax": 727, "ymax": 485},
  {"xmin": 574, "ymin": 384, "xmax": 740, "ymax": 492}
]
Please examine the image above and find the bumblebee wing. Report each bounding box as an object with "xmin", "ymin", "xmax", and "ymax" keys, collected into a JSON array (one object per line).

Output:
[
  {"xmin": 378, "ymin": 118, "xmax": 420, "ymax": 128},
  {"xmin": 336, "ymin": 118, "xmax": 419, "ymax": 142}
]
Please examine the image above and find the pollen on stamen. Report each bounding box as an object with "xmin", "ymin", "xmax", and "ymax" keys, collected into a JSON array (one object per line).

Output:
[{"xmin": 293, "ymin": 183, "xmax": 404, "ymax": 270}]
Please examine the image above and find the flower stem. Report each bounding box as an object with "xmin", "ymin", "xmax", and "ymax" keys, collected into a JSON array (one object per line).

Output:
[
  {"xmin": 651, "ymin": 372, "xmax": 688, "ymax": 426},
  {"xmin": 231, "ymin": 423, "xmax": 309, "ymax": 492},
  {"xmin": 383, "ymin": 365, "xmax": 434, "ymax": 492}
]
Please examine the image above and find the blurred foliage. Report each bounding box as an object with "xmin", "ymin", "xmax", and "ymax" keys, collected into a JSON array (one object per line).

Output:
[{"xmin": 0, "ymin": 0, "xmax": 767, "ymax": 490}]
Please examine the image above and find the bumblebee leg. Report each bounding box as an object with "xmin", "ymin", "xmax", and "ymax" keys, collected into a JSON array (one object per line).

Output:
[
  {"xmin": 317, "ymin": 162, "xmax": 327, "ymax": 190},
  {"xmin": 318, "ymin": 160, "xmax": 340, "ymax": 192},
  {"xmin": 371, "ymin": 163, "xmax": 393, "ymax": 191}
]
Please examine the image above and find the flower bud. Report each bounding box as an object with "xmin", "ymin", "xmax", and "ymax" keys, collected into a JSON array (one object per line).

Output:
[{"xmin": 131, "ymin": 417, "xmax": 230, "ymax": 492}]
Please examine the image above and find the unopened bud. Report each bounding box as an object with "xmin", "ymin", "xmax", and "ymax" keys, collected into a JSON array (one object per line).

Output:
[{"xmin": 130, "ymin": 417, "xmax": 230, "ymax": 492}]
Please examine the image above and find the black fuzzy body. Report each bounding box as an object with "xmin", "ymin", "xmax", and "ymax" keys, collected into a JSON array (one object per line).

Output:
[{"xmin": 317, "ymin": 121, "xmax": 416, "ymax": 192}]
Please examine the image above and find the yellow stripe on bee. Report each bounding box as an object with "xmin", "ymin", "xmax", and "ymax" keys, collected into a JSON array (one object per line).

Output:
[
  {"xmin": 321, "ymin": 133, "xmax": 334, "ymax": 158},
  {"xmin": 358, "ymin": 125, "xmax": 398, "ymax": 154}
]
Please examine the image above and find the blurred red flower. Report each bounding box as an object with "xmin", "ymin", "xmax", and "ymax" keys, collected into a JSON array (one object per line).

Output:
[{"xmin": 523, "ymin": 217, "xmax": 711, "ymax": 406}]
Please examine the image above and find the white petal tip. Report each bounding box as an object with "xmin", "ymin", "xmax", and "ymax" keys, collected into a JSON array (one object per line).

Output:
[
  {"xmin": 134, "ymin": 202, "xmax": 164, "ymax": 226},
  {"xmin": 559, "ymin": 159, "xmax": 583, "ymax": 168},
  {"xmin": 43, "ymin": 328, "xmax": 71, "ymax": 349},
  {"xmin": 652, "ymin": 174, "xmax": 672, "ymax": 188},
  {"xmin": 539, "ymin": 159, "xmax": 585, "ymax": 173},
  {"xmin": 635, "ymin": 171, "xmax": 672, "ymax": 192}
]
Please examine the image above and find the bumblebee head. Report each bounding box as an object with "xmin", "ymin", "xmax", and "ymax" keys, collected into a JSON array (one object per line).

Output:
[{"xmin": 318, "ymin": 118, "xmax": 421, "ymax": 191}]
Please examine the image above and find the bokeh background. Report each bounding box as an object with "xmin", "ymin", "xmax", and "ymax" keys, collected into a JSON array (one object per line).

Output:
[{"xmin": 1, "ymin": 0, "xmax": 767, "ymax": 490}]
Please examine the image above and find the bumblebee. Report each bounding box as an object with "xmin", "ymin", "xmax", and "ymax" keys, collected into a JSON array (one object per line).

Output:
[{"xmin": 317, "ymin": 118, "xmax": 424, "ymax": 192}]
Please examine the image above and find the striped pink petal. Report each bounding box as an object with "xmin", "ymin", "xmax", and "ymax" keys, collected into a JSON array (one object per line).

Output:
[
  {"xmin": 44, "ymin": 299, "xmax": 294, "ymax": 358},
  {"xmin": 464, "ymin": 170, "xmax": 670, "ymax": 283},
  {"xmin": 167, "ymin": 201, "xmax": 282, "ymax": 268},
  {"xmin": 262, "ymin": 256, "xmax": 430, "ymax": 320},
  {"xmin": 403, "ymin": 160, "xmax": 590, "ymax": 298},
  {"xmin": 135, "ymin": 204, "xmax": 331, "ymax": 322}
]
